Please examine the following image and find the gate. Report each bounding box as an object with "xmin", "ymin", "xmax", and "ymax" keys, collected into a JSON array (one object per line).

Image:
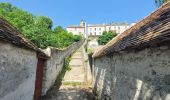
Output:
[{"xmin": 34, "ymin": 58, "xmax": 45, "ymax": 100}]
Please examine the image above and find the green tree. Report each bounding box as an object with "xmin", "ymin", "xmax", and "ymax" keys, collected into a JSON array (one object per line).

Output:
[
  {"xmin": 0, "ymin": 2, "xmax": 81, "ymax": 49},
  {"xmin": 97, "ymin": 31, "xmax": 117, "ymax": 45},
  {"xmin": 53, "ymin": 26, "xmax": 66, "ymax": 34},
  {"xmin": 155, "ymin": 0, "xmax": 169, "ymax": 7},
  {"xmin": 34, "ymin": 16, "xmax": 53, "ymax": 29}
]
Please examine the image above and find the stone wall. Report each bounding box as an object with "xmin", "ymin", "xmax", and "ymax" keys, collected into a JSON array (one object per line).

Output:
[
  {"xmin": 82, "ymin": 41, "xmax": 92, "ymax": 84},
  {"xmin": 93, "ymin": 45, "xmax": 170, "ymax": 100},
  {"xmin": 0, "ymin": 41, "xmax": 37, "ymax": 100},
  {"xmin": 42, "ymin": 40, "xmax": 84, "ymax": 95}
]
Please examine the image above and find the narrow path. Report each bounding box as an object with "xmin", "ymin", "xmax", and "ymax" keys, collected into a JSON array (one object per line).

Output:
[
  {"xmin": 42, "ymin": 46, "xmax": 94, "ymax": 100},
  {"xmin": 63, "ymin": 46, "xmax": 85, "ymax": 83}
]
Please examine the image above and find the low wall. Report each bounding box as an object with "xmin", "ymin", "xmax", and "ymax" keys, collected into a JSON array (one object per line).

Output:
[
  {"xmin": 42, "ymin": 40, "xmax": 84, "ymax": 95},
  {"xmin": 82, "ymin": 41, "xmax": 92, "ymax": 84},
  {"xmin": 93, "ymin": 45, "xmax": 170, "ymax": 100},
  {"xmin": 0, "ymin": 42, "xmax": 37, "ymax": 100}
]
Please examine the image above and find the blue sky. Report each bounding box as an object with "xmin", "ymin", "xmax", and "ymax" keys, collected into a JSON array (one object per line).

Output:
[{"xmin": 0, "ymin": 0, "xmax": 156, "ymax": 28}]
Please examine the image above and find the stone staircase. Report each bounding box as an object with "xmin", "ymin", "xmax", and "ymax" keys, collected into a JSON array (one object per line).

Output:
[{"xmin": 63, "ymin": 46, "xmax": 86, "ymax": 83}]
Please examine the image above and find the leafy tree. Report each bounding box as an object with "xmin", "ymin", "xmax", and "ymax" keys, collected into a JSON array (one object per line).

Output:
[
  {"xmin": 155, "ymin": 0, "xmax": 169, "ymax": 7},
  {"xmin": 34, "ymin": 16, "xmax": 53, "ymax": 29},
  {"xmin": 0, "ymin": 2, "xmax": 81, "ymax": 49},
  {"xmin": 97, "ymin": 31, "xmax": 117, "ymax": 45},
  {"xmin": 53, "ymin": 26, "xmax": 66, "ymax": 34}
]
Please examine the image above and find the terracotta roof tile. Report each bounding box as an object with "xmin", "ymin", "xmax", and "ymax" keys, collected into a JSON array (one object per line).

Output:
[
  {"xmin": 93, "ymin": 2, "xmax": 170, "ymax": 58},
  {"xmin": 0, "ymin": 16, "xmax": 49, "ymax": 58},
  {"xmin": 0, "ymin": 16, "xmax": 37, "ymax": 51}
]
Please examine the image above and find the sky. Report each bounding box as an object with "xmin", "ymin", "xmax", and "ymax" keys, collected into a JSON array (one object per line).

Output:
[{"xmin": 0, "ymin": 0, "xmax": 156, "ymax": 28}]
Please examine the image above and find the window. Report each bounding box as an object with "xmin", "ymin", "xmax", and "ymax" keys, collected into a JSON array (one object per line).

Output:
[
  {"xmin": 90, "ymin": 28, "xmax": 92, "ymax": 31},
  {"xmin": 94, "ymin": 28, "xmax": 96, "ymax": 31},
  {"xmin": 99, "ymin": 28, "xmax": 101, "ymax": 31},
  {"xmin": 94, "ymin": 32, "xmax": 96, "ymax": 35},
  {"xmin": 99, "ymin": 32, "xmax": 101, "ymax": 35},
  {"xmin": 90, "ymin": 32, "xmax": 92, "ymax": 35}
]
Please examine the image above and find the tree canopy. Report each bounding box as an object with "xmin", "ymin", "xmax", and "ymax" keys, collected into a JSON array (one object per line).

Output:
[
  {"xmin": 97, "ymin": 31, "xmax": 117, "ymax": 45},
  {"xmin": 0, "ymin": 2, "xmax": 81, "ymax": 49}
]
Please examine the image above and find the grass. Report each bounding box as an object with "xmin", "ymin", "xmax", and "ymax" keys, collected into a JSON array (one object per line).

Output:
[{"xmin": 62, "ymin": 82, "xmax": 83, "ymax": 86}]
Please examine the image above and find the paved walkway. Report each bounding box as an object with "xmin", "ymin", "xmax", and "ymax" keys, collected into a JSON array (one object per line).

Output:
[
  {"xmin": 42, "ymin": 46, "xmax": 94, "ymax": 100},
  {"xmin": 63, "ymin": 46, "xmax": 85, "ymax": 83}
]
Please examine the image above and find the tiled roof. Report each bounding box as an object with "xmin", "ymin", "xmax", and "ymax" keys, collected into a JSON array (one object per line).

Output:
[
  {"xmin": 0, "ymin": 16, "xmax": 49, "ymax": 58},
  {"xmin": 0, "ymin": 16, "xmax": 37, "ymax": 50},
  {"xmin": 88, "ymin": 24, "xmax": 106, "ymax": 27},
  {"xmin": 88, "ymin": 23, "xmax": 129, "ymax": 27},
  {"xmin": 107, "ymin": 22, "xmax": 129, "ymax": 26},
  {"xmin": 93, "ymin": 2, "xmax": 170, "ymax": 58},
  {"xmin": 67, "ymin": 25, "xmax": 84, "ymax": 28}
]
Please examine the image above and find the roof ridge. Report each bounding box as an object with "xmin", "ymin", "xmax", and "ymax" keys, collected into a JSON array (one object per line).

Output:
[{"xmin": 92, "ymin": 2, "xmax": 170, "ymax": 58}]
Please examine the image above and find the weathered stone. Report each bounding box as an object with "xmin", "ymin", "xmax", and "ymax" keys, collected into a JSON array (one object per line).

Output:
[
  {"xmin": 164, "ymin": 75, "xmax": 170, "ymax": 85},
  {"xmin": 0, "ymin": 42, "xmax": 37, "ymax": 100},
  {"xmin": 93, "ymin": 45, "xmax": 170, "ymax": 100},
  {"xmin": 41, "ymin": 40, "xmax": 84, "ymax": 96}
]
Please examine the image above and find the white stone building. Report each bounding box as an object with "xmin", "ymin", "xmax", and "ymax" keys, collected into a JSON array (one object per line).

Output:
[
  {"xmin": 66, "ymin": 20, "xmax": 86, "ymax": 37},
  {"xmin": 88, "ymin": 23, "xmax": 131, "ymax": 36},
  {"xmin": 88, "ymin": 24, "xmax": 106, "ymax": 36},
  {"xmin": 66, "ymin": 20, "xmax": 135, "ymax": 37}
]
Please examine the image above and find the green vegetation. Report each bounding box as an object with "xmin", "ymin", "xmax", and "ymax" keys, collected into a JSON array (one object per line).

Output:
[
  {"xmin": 155, "ymin": 0, "xmax": 169, "ymax": 7},
  {"xmin": 0, "ymin": 3, "xmax": 81, "ymax": 48},
  {"xmin": 97, "ymin": 31, "xmax": 117, "ymax": 45},
  {"xmin": 87, "ymin": 48, "xmax": 93, "ymax": 54},
  {"xmin": 46, "ymin": 57, "xmax": 72, "ymax": 93},
  {"xmin": 57, "ymin": 57, "xmax": 71, "ymax": 82},
  {"xmin": 63, "ymin": 57, "xmax": 71, "ymax": 71},
  {"xmin": 62, "ymin": 82, "xmax": 82, "ymax": 86}
]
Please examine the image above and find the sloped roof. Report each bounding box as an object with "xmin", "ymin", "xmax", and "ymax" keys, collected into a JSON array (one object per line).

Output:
[
  {"xmin": 88, "ymin": 24, "xmax": 106, "ymax": 27},
  {"xmin": 67, "ymin": 25, "xmax": 84, "ymax": 28},
  {"xmin": 0, "ymin": 16, "xmax": 49, "ymax": 58},
  {"xmin": 107, "ymin": 22, "xmax": 129, "ymax": 26},
  {"xmin": 93, "ymin": 2, "xmax": 170, "ymax": 58},
  {"xmin": 0, "ymin": 16, "xmax": 37, "ymax": 50}
]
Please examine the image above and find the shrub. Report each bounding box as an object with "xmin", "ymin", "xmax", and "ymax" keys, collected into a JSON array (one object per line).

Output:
[{"xmin": 97, "ymin": 31, "xmax": 117, "ymax": 45}]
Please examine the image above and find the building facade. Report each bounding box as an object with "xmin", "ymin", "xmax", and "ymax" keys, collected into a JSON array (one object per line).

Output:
[
  {"xmin": 87, "ymin": 24, "xmax": 106, "ymax": 36},
  {"xmin": 67, "ymin": 20, "xmax": 135, "ymax": 37},
  {"xmin": 66, "ymin": 19, "xmax": 86, "ymax": 37},
  {"xmin": 88, "ymin": 23, "xmax": 131, "ymax": 36}
]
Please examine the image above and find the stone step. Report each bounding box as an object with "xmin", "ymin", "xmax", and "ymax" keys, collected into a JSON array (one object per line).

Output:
[{"xmin": 69, "ymin": 59, "xmax": 84, "ymax": 66}]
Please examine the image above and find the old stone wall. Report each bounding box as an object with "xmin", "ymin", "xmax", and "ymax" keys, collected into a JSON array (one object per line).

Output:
[
  {"xmin": 93, "ymin": 45, "xmax": 170, "ymax": 100},
  {"xmin": 82, "ymin": 41, "xmax": 92, "ymax": 84},
  {"xmin": 42, "ymin": 40, "xmax": 84, "ymax": 95},
  {"xmin": 0, "ymin": 41, "xmax": 37, "ymax": 100}
]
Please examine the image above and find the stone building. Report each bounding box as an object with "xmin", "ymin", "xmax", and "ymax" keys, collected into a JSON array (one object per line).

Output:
[
  {"xmin": 66, "ymin": 19, "xmax": 86, "ymax": 37},
  {"xmin": 87, "ymin": 23, "xmax": 130, "ymax": 36},
  {"xmin": 66, "ymin": 19, "xmax": 134, "ymax": 38},
  {"xmin": 92, "ymin": 2, "xmax": 170, "ymax": 100},
  {"xmin": 0, "ymin": 16, "xmax": 48, "ymax": 100}
]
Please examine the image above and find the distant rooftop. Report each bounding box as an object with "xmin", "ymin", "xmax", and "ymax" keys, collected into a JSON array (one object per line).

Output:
[
  {"xmin": 88, "ymin": 24, "xmax": 106, "ymax": 27},
  {"xmin": 67, "ymin": 25, "xmax": 85, "ymax": 28},
  {"xmin": 88, "ymin": 22, "xmax": 129, "ymax": 27},
  {"xmin": 107, "ymin": 22, "xmax": 129, "ymax": 26}
]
